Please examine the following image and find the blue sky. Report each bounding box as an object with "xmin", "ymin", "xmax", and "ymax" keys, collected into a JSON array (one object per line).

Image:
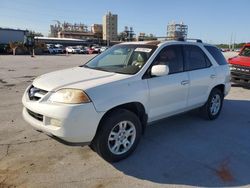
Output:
[{"xmin": 0, "ymin": 0, "xmax": 249, "ymax": 44}]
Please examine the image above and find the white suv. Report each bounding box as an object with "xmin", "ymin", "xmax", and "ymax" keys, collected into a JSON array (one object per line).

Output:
[{"xmin": 22, "ymin": 40, "xmax": 231, "ymax": 162}]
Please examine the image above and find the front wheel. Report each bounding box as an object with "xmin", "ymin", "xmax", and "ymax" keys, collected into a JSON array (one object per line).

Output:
[
  {"xmin": 91, "ymin": 109, "xmax": 142, "ymax": 162},
  {"xmin": 201, "ymin": 88, "xmax": 224, "ymax": 120}
]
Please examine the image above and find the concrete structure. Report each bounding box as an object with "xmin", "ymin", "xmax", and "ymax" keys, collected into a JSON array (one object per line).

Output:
[
  {"xmin": 167, "ymin": 21, "xmax": 188, "ymax": 40},
  {"xmin": 103, "ymin": 12, "xmax": 118, "ymax": 42},
  {"xmin": 91, "ymin": 24, "xmax": 103, "ymax": 33},
  {"xmin": 0, "ymin": 28, "xmax": 28, "ymax": 44},
  {"xmin": 91, "ymin": 24, "xmax": 103, "ymax": 39}
]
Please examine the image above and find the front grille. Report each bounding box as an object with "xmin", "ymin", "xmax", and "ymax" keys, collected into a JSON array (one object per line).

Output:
[
  {"xmin": 230, "ymin": 64, "xmax": 250, "ymax": 84},
  {"xmin": 28, "ymin": 85, "xmax": 48, "ymax": 101},
  {"xmin": 27, "ymin": 108, "xmax": 43, "ymax": 122},
  {"xmin": 230, "ymin": 64, "xmax": 250, "ymax": 75}
]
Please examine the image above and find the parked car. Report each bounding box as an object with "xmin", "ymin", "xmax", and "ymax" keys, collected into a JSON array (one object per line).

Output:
[
  {"xmin": 100, "ymin": 46, "xmax": 108, "ymax": 53},
  {"xmin": 47, "ymin": 47, "xmax": 55, "ymax": 54},
  {"xmin": 86, "ymin": 47, "xmax": 95, "ymax": 54},
  {"xmin": 234, "ymin": 48, "xmax": 241, "ymax": 52},
  {"xmin": 47, "ymin": 46, "xmax": 63, "ymax": 54},
  {"xmin": 66, "ymin": 46, "xmax": 81, "ymax": 54},
  {"xmin": 55, "ymin": 44, "xmax": 63, "ymax": 48},
  {"xmin": 65, "ymin": 46, "xmax": 73, "ymax": 53},
  {"xmin": 54, "ymin": 47, "xmax": 63, "ymax": 54},
  {"xmin": 80, "ymin": 47, "xmax": 88, "ymax": 54},
  {"xmin": 93, "ymin": 46, "xmax": 101, "ymax": 53},
  {"xmin": 22, "ymin": 39, "xmax": 231, "ymax": 162},
  {"xmin": 221, "ymin": 48, "xmax": 229, "ymax": 52},
  {"xmin": 87, "ymin": 46, "xmax": 101, "ymax": 54},
  {"xmin": 228, "ymin": 43, "xmax": 250, "ymax": 87}
]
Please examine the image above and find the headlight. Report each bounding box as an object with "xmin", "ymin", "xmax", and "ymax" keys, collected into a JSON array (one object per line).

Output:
[{"xmin": 49, "ymin": 89, "xmax": 91, "ymax": 104}]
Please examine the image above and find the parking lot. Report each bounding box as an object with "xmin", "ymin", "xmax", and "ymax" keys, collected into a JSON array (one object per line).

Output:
[{"xmin": 0, "ymin": 53, "xmax": 250, "ymax": 188}]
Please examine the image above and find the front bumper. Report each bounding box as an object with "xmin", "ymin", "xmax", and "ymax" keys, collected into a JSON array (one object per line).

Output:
[
  {"xmin": 230, "ymin": 64, "xmax": 250, "ymax": 86},
  {"xmin": 22, "ymin": 88, "xmax": 104, "ymax": 143},
  {"xmin": 231, "ymin": 71, "xmax": 250, "ymax": 86}
]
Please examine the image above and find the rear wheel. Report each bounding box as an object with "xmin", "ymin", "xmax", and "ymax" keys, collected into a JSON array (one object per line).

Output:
[
  {"xmin": 91, "ymin": 109, "xmax": 142, "ymax": 162},
  {"xmin": 201, "ymin": 88, "xmax": 224, "ymax": 120}
]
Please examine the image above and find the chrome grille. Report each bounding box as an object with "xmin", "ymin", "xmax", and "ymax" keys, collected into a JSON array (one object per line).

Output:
[
  {"xmin": 28, "ymin": 85, "xmax": 48, "ymax": 101},
  {"xmin": 230, "ymin": 64, "xmax": 250, "ymax": 75}
]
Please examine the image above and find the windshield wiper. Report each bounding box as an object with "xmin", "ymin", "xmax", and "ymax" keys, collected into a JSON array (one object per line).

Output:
[
  {"xmin": 82, "ymin": 65, "xmax": 113, "ymax": 72},
  {"xmin": 94, "ymin": 67, "xmax": 109, "ymax": 71},
  {"xmin": 81, "ymin": 64, "xmax": 89, "ymax": 68}
]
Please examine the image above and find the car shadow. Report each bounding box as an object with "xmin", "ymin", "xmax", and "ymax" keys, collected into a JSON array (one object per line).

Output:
[
  {"xmin": 231, "ymin": 83, "xmax": 250, "ymax": 89},
  {"xmin": 112, "ymin": 99, "xmax": 250, "ymax": 187}
]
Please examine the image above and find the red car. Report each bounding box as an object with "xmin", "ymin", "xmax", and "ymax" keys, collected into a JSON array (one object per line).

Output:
[
  {"xmin": 87, "ymin": 46, "xmax": 100, "ymax": 54},
  {"xmin": 228, "ymin": 43, "xmax": 250, "ymax": 87}
]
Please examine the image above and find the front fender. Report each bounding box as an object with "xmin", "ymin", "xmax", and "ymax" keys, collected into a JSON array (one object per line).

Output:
[{"xmin": 87, "ymin": 79, "xmax": 149, "ymax": 114}]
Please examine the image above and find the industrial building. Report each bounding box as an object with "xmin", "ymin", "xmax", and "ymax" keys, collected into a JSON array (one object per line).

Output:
[
  {"xmin": 167, "ymin": 21, "xmax": 188, "ymax": 40},
  {"xmin": 118, "ymin": 26, "xmax": 135, "ymax": 41},
  {"xmin": 0, "ymin": 28, "xmax": 28, "ymax": 44},
  {"xmin": 48, "ymin": 12, "xmax": 118, "ymax": 43},
  {"xmin": 137, "ymin": 33, "xmax": 157, "ymax": 41},
  {"xmin": 103, "ymin": 12, "xmax": 118, "ymax": 42},
  {"xmin": 49, "ymin": 21, "xmax": 102, "ymax": 40}
]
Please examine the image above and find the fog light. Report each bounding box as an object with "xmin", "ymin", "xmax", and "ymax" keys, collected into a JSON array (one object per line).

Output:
[{"xmin": 50, "ymin": 118, "xmax": 61, "ymax": 127}]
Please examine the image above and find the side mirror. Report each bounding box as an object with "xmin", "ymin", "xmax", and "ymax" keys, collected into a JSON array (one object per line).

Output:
[{"xmin": 151, "ymin": 65, "xmax": 169, "ymax": 77}]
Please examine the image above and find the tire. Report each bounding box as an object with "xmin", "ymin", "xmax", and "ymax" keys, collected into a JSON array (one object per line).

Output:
[
  {"xmin": 91, "ymin": 109, "xmax": 142, "ymax": 162},
  {"xmin": 201, "ymin": 88, "xmax": 224, "ymax": 120}
]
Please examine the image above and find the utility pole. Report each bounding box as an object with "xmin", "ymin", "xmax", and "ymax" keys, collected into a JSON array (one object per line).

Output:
[
  {"xmin": 233, "ymin": 33, "xmax": 236, "ymax": 51},
  {"xmin": 230, "ymin": 33, "xmax": 233, "ymax": 51}
]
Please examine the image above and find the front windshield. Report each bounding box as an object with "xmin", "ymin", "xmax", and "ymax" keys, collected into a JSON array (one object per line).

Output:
[
  {"xmin": 240, "ymin": 46, "xmax": 250, "ymax": 57},
  {"xmin": 83, "ymin": 44, "xmax": 156, "ymax": 74}
]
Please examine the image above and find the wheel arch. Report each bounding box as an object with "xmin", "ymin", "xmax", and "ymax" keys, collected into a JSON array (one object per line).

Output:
[
  {"xmin": 93, "ymin": 102, "xmax": 147, "ymax": 141},
  {"xmin": 204, "ymin": 84, "xmax": 225, "ymax": 106},
  {"xmin": 212, "ymin": 84, "xmax": 225, "ymax": 96}
]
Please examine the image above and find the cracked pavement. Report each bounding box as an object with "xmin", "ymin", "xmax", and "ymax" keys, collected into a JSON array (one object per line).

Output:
[{"xmin": 0, "ymin": 53, "xmax": 250, "ymax": 188}]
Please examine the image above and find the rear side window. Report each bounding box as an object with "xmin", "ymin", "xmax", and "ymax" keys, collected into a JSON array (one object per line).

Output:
[
  {"xmin": 205, "ymin": 46, "xmax": 228, "ymax": 65},
  {"xmin": 184, "ymin": 45, "xmax": 211, "ymax": 71}
]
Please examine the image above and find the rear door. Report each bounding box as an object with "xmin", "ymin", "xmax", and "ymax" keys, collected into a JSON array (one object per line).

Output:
[
  {"xmin": 183, "ymin": 45, "xmax": 216, "ymax": 108},
  {"xmin": 146, "ymin": 45, "xmax": 190, "ymax": 122}
]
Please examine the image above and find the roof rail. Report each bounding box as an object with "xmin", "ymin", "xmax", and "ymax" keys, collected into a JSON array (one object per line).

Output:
[
  {"xmin": 186, "ymin": 38, "xmax": 203, "ymax": 43},
  {"xmin": 155, "ymin": 36, "xmax": 178, "ymax": 40},
  {"xmin": 155, "ymin": 37, "xmax": 202, "ymax": 43}
]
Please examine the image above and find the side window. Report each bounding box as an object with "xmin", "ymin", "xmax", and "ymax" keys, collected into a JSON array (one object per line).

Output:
[
  {"xmin": 153, "ymin": 45, "xmax": 184, "ymax": 74},
  {"xmin": 205, "ymin": 46, "xmax": 228, "ymax": 65},
  {"xmin": 184, "ymin": 45, "xmax": 211, "ymax": 71}
]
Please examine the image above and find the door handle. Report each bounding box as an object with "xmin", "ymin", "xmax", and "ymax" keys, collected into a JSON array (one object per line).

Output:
[
  {"xmin": 210, "ymin": 74, "xmax": 216, "ymax": 79},
  {"xmin": 181, "ymin": 80, "xmax": 189, "ymax": 85}
]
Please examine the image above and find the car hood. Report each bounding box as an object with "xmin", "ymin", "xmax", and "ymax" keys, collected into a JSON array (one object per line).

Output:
[
  {"xmin": 33, "ymin": 67, "xmax": 130, "ymax": 91},
  {"xmin": 229, "ymin": 56, "xmax": 250, "ymax": 67}
]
